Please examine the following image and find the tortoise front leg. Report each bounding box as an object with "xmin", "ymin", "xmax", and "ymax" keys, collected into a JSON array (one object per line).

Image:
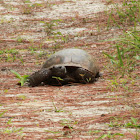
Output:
[
  {"xmin": 28, "ymin": 68, "xmax": 52, "ymax": 87},
  {"xmin": 74, "ymin": 68, "xmax": 95, "ymax": 84}
]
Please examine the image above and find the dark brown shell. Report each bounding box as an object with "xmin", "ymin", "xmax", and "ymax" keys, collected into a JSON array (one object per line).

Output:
[{"xmin": 42, "ymin": 48, "xmax": 99, "ymax": 77}]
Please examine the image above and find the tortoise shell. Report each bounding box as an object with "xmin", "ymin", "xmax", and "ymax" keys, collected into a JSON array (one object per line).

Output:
[{"xmin": 42, "ymin": 48, "xmax": 99, "ymax": 77}]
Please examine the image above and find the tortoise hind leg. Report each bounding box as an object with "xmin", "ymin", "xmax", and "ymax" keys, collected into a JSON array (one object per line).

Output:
[
  {"xmin": 74, "ymin": 68, "xmax": 95, "ymax": 84},
  {"xmin": 28, "ymin": 68, "xmax": 52, "ymax": 87}
]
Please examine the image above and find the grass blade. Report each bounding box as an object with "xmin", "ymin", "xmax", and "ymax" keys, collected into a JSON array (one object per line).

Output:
[
  {"xmin": 116, "ymin": 45, "xmax": 123, "ymax": 66},
  {"xmin": 10, "ymin": 70, "xmax": 22, "ymax": 79}
]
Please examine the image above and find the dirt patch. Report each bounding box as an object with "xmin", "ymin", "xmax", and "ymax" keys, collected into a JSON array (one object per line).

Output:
[{"xmin": 0, "ymin": 0, "xmax": 139, "ymax": 139}]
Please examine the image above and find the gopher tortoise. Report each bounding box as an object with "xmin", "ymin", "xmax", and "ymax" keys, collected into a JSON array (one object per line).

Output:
[{"xmin": 28, "ymin": 48, "xmax": 100, "ymax": 86}]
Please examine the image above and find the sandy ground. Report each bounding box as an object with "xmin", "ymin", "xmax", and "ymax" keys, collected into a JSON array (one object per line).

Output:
[{"xmin": 0, "ymin": 0, "xmax": 139, "ymax": 139}]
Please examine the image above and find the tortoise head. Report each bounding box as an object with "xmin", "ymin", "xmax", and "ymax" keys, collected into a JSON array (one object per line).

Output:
[{"xmin": 50, "ymin": 65, "xmax": 67, "ymax": 78}]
